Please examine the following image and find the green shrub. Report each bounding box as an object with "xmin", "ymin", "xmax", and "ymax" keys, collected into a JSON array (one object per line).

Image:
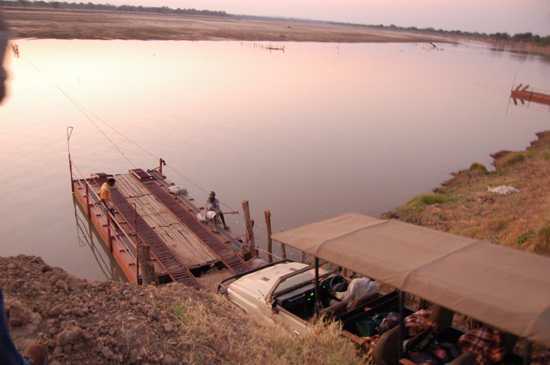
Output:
[
  {"xmin": 406, "ymin": 193, "xmax": 452, "ymax": 211},
  {"xmin": 469, "ymin": 162, "xmax": 488, "ymax": 174},
  {"xmin": 506, "ymin": 153, "xmax": 525, "ymax": 165},
  {"xmin": 517, "ymin": 231, "xmax": 535, "ymax": 246},
  {"xmin": 543, "ymin": 151, "xmax": 550, "ymax": 161},
  {"xmin": 497, "ymin": 152, "xmax": 526, "ymax": 169}
]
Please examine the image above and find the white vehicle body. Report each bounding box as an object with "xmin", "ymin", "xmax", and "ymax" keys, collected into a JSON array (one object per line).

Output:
[{"xmin": 220, "ymin": 261, "xmax": 324, "ymax": 334}]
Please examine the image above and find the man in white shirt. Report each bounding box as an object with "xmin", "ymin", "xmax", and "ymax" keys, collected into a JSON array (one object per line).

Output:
[{"xmin": 335, "ymin": 277, "xmax": 380, "ymax": 310}]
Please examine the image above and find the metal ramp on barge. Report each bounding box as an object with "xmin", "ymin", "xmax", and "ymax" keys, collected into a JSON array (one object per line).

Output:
[{"xmin": 72, "ymin": 164, "xmax": 254, "ymax": 289}]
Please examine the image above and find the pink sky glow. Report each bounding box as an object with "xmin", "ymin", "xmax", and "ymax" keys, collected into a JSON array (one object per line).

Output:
[{"xmin": 100, "ymin": 0, "xmax": 550, "ymax": 35}]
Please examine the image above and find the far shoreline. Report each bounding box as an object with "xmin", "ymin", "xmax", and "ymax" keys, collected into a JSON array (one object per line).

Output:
[
  {"xmin": 3, "ymin": 7, "xmax": 548, "ymax": 58},
  {"xmin": 1, "ymin": 6, "xmax": 449, "ymax": 44}
]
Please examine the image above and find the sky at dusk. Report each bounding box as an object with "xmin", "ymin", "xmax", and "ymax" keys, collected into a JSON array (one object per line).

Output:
[{"xmin": 99, "ymin": 0, "xmax": 550, "ymax": 35}]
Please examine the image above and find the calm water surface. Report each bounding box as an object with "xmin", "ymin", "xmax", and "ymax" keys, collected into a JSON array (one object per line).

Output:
[{"xmin": 0, "ymin": 40, "xmax": 549, "ymax": 280}]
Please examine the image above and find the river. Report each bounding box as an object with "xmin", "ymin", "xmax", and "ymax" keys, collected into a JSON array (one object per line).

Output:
[{"xmin": 0, "ymin": 40, "xmax": 549, "ymax": 280}]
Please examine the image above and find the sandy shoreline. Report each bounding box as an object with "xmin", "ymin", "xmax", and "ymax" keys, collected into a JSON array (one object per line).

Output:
[{"xmin": 1, "ymin": 7, "xmax": 447, "ymax": 43}]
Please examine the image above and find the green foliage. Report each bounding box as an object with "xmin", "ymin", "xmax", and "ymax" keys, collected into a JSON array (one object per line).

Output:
[
  {"xmin": 469, "ymin": 162, "xmax": 489, "ymax": 174},
  {"xmin": 406, "ymin": 193, "xmax": 452, "ymax": 211},
  {"xmin": 516, "ymin": 231, "xmax": 535, "ymax": 246},
  {"xmin": 499, "ymin": 152, "xmax": 526, "ymax": 168},
  {"xmin": 543, "ymin": 151, "xmax": 550, "ymax": 161},
  {"xmin": 2, "ymin": 0, "xmax": 228, "ymax": 16},
  {"xmin": 370, "ymin": 23, "xmax": 550, "ymax": 45},
  {"xmin": 173, "ymin": 303, "xmax": 187, "ymax": 322}
]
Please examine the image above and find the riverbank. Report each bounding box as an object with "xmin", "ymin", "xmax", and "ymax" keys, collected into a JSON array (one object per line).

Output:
[
  {"xmin": 1, "ymin": 255, "xmax": 365, "ymax": 364},
  {"xmin": 0, "ymin": 7, "xmax": 445, "ymax": 43},
  {"xmin": 386, "ymin": 131, "xmax": 550, "ymax": 256},
  {"xmin": 486, "ymin": 40, "xmax": 550, "ymax": 57}
]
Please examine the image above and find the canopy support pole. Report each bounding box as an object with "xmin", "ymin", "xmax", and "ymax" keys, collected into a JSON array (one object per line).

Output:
[
  {"xmin": 314, "ymin": 257, "xmax": 320, "ymax": 317},
  {"xmin": 264, "ymin": 210, "xmax": 273, "ymax": 263},
  {"xmin": 398, "ymin": 290, "xmax": 406, "ymax": 361},
  {"xmin": 523, "ymin": 341, "xmax": 532, "ymax": 365}
]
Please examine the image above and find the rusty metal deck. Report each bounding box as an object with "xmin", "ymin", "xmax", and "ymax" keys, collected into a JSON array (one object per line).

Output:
[
  {"xmin": 109, "ymin": 187, "xmax": 201, "ymax": 288},
  {"xmin": 131, "ymin": 169, "xmax": 250, "ymax": 275}
]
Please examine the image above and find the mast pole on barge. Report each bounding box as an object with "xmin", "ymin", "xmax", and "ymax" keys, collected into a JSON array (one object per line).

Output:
[{"xmin": 66, "ymin": 126, "xmax": 75, "ymax": 193}]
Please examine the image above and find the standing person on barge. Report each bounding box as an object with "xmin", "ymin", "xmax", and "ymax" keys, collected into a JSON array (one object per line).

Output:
[
  {"xmin": 207, "ymin": 191, "xmax": 228, "ymax": 230},
  {"xmin": 99, "ymin": 177, "xmax": 116, "ymax": 212}
]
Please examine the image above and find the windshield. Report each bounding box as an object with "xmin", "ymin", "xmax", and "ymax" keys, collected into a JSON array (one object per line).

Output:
[{"xmin": 272, "ymin": 266, "xmax": 331, "ymax": 298}]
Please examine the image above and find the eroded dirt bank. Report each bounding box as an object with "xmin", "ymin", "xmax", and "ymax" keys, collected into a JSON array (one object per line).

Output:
[{"xmin": 1, "ymin": 255, "xmax": 366, "ymax": 365}]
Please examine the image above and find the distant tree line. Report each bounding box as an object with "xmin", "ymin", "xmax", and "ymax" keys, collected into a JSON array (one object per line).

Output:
[
  {"xmin": 0, "ymin": 0, "xmax": 228, "ymax": 16},
  {"xmin": 372, "ymin": 24, "xmax": 550, "ymax": 46}
]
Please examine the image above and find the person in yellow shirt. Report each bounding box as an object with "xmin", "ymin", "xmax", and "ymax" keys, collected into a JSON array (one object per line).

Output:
[{"xmin": 99, "ymin": 178, "xmax": 116, "ymax": 209}]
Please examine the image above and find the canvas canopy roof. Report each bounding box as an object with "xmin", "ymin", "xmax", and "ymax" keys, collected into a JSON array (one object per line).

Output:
[{"xmin": 272, "ymin": 213, "xmax": 550, "ymax": 347}]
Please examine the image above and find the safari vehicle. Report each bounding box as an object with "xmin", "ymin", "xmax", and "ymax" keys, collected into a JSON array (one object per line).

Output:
[
  {"xmin": 219, "ymin": 214, "xmax": 550, "ymax": 364},
  {"xmin": 219, "ymin": 260, "xmax": 401, "ymax": 340}
]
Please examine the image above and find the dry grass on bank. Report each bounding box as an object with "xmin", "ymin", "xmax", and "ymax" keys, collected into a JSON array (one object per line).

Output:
[{"xmin": 387, "ymin": 131, "xmax": 550, "ymax": 256}]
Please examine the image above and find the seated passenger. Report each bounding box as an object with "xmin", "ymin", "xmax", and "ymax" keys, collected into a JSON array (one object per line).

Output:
[
  {"xmin": 335, "ymin": 277, "xmax": 380, "ymax": 310},
  {"xmin": 458, "ymin": 325, "xmax": 504, "ymax": 365}
]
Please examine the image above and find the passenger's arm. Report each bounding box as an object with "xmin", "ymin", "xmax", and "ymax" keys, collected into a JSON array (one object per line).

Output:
[{"xmin": 0, "ymin": 15, "xmax": 8, "ymax": 103}]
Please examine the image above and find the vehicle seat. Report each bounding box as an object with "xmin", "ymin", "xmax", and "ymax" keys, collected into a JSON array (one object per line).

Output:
[
  {"xmin": 321, "ymin": 290, "xmax": 379, "ymax": 319},
  {"xmin": 502, "ymin": 333, "xmax": 518, "ymax": 355},
  {"xmin": 429, "ymin": 305, "xmax": 454, "ymax": 331},
  {"xmin": 373, "ymin": 326, "xmax": 401, "ymax": 365},
  {"xmin": 448, "ymin": 352, "xmax": 476, "ymax": 365}
]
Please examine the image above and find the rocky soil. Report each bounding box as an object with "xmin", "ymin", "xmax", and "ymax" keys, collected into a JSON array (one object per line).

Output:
[{"xmin": 1, "ymin": 255, "xmax": 365, "ymax": 365}]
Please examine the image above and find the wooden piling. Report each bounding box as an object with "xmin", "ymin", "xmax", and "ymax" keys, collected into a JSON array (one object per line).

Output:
[
  {"xmin": 138, "ymin": 244, "xmax": 155, "ymax": 285},
  {"xmin": 264, "ymin": 210, "xmax": 273, "ymax": 263},
  {"xmin": 159, "ymin": 158, "xmax": 166, "ymax": 177},
  {"xmin": 107, "ymin": 214, "xmax": 113, "ymax": 253},
  {"xmin": 281, "ymin": 242, "xmax": 287, "ymax": 260},
  {"xmin": 242, "ymin": 201, "xmax": 256, "ymax": 257},
  {"xmin": 85, "ymin": 182, "xmax": 91, "ymax": 218}
]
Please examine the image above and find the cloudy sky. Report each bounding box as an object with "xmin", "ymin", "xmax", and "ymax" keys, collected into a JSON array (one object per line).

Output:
[{"xmin": 104, "ymin": 0, "xmax": 550, "ymax": 35}]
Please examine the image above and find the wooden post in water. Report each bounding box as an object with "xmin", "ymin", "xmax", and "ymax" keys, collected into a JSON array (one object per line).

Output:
[
  {"xmin": 85, "ymin": 182, "xmax": 91, "ymax": 218},
  {"xmin": 264, "ymin": 210, "xmax": 273, "ymax": 263},
  {"xmin": 139, "ymin": 244, "xmax": 155, "ymax": 285},
  {"xmin": 159, "ymin": 158, "xmax": 166, "ymax": 177},
  {"xmin": 242, "ymin": 201, "xmax": 256, "ymax": 257}
]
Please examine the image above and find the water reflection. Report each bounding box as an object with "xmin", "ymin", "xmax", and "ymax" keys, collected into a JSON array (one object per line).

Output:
[
  {"xmin": 72, "ymin": 198, "xmax": 126, "ymax": 282},
  {"xmin": 1, "ymin": 40, "xmax": 550, "ymax": 279}
]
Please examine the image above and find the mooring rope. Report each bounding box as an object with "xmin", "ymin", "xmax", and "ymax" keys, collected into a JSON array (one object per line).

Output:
[
  {"xmin": 23, "ymin": 57, "xmax": 138, "ymax": 169},
  {"xmin": 20, "ymin": 52, "xmax": 244, "ymax": 218}
]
